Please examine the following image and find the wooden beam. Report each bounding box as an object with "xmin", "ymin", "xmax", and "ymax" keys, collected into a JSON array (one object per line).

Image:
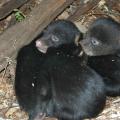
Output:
[
  {"xmin": 0, "ymin": 0, "xmax": 29, "ymax": 20},
  {"xmin": 0, "ymin": 0, "xmax": 74, "ymax": 71},
  {"xmin": 68, "ymin": 0, "xmax": 101, "ymax": 22}
]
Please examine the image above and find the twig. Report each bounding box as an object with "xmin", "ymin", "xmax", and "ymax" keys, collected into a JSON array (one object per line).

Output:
[{"xmin": 1, "ymin": 62, "xmax": 9, "ymax": 82}]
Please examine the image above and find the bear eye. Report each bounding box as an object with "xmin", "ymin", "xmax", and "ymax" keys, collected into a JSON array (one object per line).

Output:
[
  {"xmin": 91, "ymin": 39, "xmax": 100, "ymax": 46},
  {"xmin": 51, "ymin": 35, "xmax": 59, "ymax": 42}
]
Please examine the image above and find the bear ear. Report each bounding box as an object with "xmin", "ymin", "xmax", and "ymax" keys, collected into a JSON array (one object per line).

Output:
[
  {"xmin": 51, "ymin": 35, "xmax": 59, "ymax": 42},
  {"xmin": 74, "ymin": 34, "xmax": 80, "ymax": 46}
]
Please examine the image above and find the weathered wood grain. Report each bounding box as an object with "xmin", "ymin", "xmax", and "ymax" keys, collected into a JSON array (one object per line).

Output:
[
  {"xmin": 0, "ymin": 0, "xmax": 29, "ymax": 20},
  {"xmin": 68, "ymin": 0, "xmax": 101, "ymax": 22}
]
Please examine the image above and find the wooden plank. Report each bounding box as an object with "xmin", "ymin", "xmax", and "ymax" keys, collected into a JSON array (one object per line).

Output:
[
  {"xmin": 68, "ymin": 0, "xmax": 101, "ymax": 22},
  {"xmin": 0, "ymin": 0, "xmax": 74, "ymax": 71},
  {"xmin": 0, "ymin": 0, "xmax": 29, "ymax": 20},
  {"xmin": 106, "ymin": 0, "xmax": 120, "ymax": 12}
]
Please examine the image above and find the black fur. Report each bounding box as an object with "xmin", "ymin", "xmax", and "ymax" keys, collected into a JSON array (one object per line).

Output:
[
  {"xmin": 41, "ymin": 54, "xmax": 106, "ymax": 120},
  {"xmin": 80, "ymin": 17, "xmax": 120, "ymax": 96},
  {"xmin": 88, "ymin": 55, "xmax": 120, "ymax": 96},
  {"xmin": 15, "ymin": 20, "xmax": 106, "ymax": 120}
]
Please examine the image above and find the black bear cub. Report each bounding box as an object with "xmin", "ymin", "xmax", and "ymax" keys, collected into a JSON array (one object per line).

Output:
[
  {"xmin": 80, "ymin": 17, "xmax": 120, "ymax": 96},
  {"xmin": 15, "ymin": 20, "xmax": 106, "ymax": 120}
]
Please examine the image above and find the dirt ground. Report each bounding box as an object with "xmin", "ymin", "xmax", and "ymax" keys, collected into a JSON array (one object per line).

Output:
[{"xmin": 0, "ymin": 0, "xmax": 120, "ymax": 120}]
